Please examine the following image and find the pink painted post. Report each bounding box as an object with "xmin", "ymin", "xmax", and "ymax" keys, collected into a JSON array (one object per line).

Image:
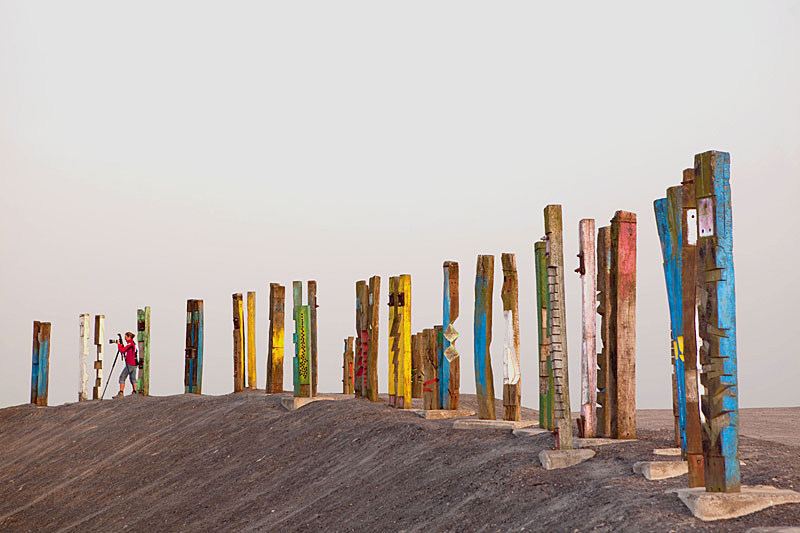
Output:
[{"xmin": 578, "ymin": 219, "xmax": 597, "ymax": 437}]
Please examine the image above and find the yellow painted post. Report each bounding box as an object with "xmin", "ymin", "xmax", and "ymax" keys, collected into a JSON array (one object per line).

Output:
[
  {"xmin": 267, "ymin": 284, "xmax": 285, "ymax": 393},
  {"xmin": 387, "ymin": 276, "xmax": 398, "ymax": 406},
  {"xmin": 398, "ymin": 274, "xmax": 412, "ymax": 408},
  {"xmin": 247, "ymin": 291, "xmax": 257, "ymax": 390},
  {"xmin": 233, "ymin": 293, "xmax": 245, "ymax": 392}
]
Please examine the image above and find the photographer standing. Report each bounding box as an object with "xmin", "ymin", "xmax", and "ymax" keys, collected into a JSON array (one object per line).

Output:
[{"xmin": 113, "ymin": 332, "xmax": 139, "ymax": 398}]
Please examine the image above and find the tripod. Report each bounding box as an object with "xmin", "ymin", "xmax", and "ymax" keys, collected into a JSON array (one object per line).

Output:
[{"xmin": 101, "ymin": 340, "xmax": 123, "ymax": 400}]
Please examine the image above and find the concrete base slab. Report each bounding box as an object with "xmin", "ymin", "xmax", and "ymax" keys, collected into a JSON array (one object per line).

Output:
[
  {"xmin": 280, "ymin": 394, "xmax": 350, "ymax": 411},
  {"xmin": 453, "ymin": 419, "xmax": 538, "ymax": 430},
  {"xmin": 668, "ymin": 485, "xmax": 800, "ymax": 521},
  {"xmin": 512, "ymin": 427, "xmax": 550, "ymax": 437},
  {"xmin": 633, "ymin": 460, "xmax": 688, "ymax": 480},
  {"xmin": 746, "ymin": 528, "xmax": 800, "ymax": 533},
  {"xmin": 539, "ymin": 448, "xmax": 595, "ymax": 470},
  {"xmin": 653, "ymin": 447, "xmax": 682, "ymax": 456},
  {"xmin": 413, "ymin": 409, "xmax": 475, "ymax": 419},
  {"xmin": 574, "ymin": 437, "xmax": 629, "ymax": 448}
]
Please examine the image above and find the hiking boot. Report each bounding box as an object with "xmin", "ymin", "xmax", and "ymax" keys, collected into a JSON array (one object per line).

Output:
[{"xmin": 113, "ymin": 391, "xmax": 124, "ymax": 399}]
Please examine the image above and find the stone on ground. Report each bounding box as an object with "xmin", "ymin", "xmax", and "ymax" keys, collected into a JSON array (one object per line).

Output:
[
  {"xmin": 453, "ymin": 419, "xmax": 538, "ymax": 430},
  {"xmin": 669, "ymin": 486, "xmax": 800, "ymax": 521},
  {"xmin": 633, "ymin": 461, "xmax": 687, "ymax": 480},
  {"xmin": 539, "ymin": 448, "xmax": 595, "ymax": 470}
]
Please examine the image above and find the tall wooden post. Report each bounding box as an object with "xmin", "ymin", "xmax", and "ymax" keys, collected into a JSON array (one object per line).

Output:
[
  {"xmin": 294, "ymin": 304, "xmax": 311, "ymax": 398},
  {"xmin": 136, "ymin": 306, "xmax": 151, "ymax": 396},
  {"xmin": 474, "ymin": 255, "xmax": 495, "ymax": 420},
  {"xmin": 343, "ymin": 337, "xmax": 354, "ymax": 394},
  {"xmin": 501, "ymin": 253, "xmax": 521, "ymax": 421},
  {"xmin": 308, "ymin": 281, "xmax": 318, "ymax": 396},
  {"xmin": 93, "ymin": 315, "xmax": 105, "ymax": 400},
  {"xmin": 367, "ymin": 276, "xmax": 381, "ymax": 402},
  {"xmin": 387, "ymin": 276, "xmax": 398, "ymax": 406},
  {"xmin": 293, "ymin": 281, "xmax": 303, "ymax": 395},
  {"xmin": 185, "ymin": 299, "xmax": 204, "ymax": 394},
  {"xmin": 396, "ymin": 274, "xmax": 412, "ymax": 408},
  {"xmin": 233, "ymin": 293, "xmax": 245, "ymax": 392},
  {"xmin": 31, "ymin": 321, "xmax": 51, "ymax": 406},
  {"xmin": 411, "ymin": 333, "xmax": 422, "ymax": 398},
  {"xmin": 356, "ymin": 280, "xmax": 369, "ymax": 397},
  {"xmin": 534, "ymin": 242, "xmax": 552, "ymax": 430},
  {"xmin": 79, "ymin": 314, "xmax": 90, "ymax": 402},
  {"xmin": 422, "ymin": 328, "xmax": 439, "ymax": 410},
  {"xmin": 577, "ymin": 220, "xmax": 597, "ymax": 437},
  {"xmin": 655, "ymin": 193, "xmax": 687, "ymax": 450},
  {"xmin": 595, "ymin": 227, "xmax": 613, "ymax": 437},
  {"xmin": 353, "ymin": 281, "xmax": 363, "ymax": 397},
  {"xmin": 695, "ymin": 150, "xmax": 739, "ymax": 493},
  {"xmin": 247, "ymin": 292, "xmax": 257, "ymax": 390},
  {"xmin": 267, "ymin": 284, "xmax": 285, "ymax": 393},
  {"xmin": 544, "ymin": 205, "xmax": 572, "ymax": 448},
  {"xmin": 681, "ymin": 169, "xmax": 705, "ymax": 488},
  {"xmin": 610, "ymin": 210, "xmax": 637, "ymax": 440},
  {"xmin": 442, "ymin": 261, "xmax": 460, "ymax": 410}
]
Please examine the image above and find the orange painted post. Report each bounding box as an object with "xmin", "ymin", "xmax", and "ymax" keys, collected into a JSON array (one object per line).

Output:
[{"xmin": 266, "ymin": 284, "xmax": 285, "ymax": 393}]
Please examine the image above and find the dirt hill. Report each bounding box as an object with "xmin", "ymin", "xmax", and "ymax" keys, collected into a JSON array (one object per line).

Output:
[{"xmin": 0, "ymin": 393, "xmax": 798, "ymax": 532}]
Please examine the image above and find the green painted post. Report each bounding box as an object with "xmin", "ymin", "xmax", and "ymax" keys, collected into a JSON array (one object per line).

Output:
[{"xmin": 137, "ymin": 307, "xmax": 151, "ymax": 396}]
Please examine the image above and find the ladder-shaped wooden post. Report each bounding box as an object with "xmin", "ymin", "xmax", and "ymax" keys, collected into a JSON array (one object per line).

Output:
[{"xmin": 534, "ymin": 241, "xmax": 553, "ymax": 430}]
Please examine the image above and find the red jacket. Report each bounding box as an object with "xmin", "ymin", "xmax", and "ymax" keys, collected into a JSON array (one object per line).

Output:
[{"xmin": 119, "ymin": 340, "xmax": 137, "ymax": 366}]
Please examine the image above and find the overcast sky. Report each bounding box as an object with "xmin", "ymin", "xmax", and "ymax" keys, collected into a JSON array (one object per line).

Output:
[{"xmin": 1, "ymin": 1, "xmax": 798, "ymax": 409}]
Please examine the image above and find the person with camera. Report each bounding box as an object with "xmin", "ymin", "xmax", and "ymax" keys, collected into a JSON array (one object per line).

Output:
[{"xmin": 113, "ymin": 332, "xmax": 139, "ymax": 398}]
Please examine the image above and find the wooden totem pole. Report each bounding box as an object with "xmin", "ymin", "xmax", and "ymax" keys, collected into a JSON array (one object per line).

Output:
[
  {"xmin": 267, "ymin": 283, "xmax": 285, "ymax": 393},
  {"xmin": 544, "ymin": 205, "xmax": 572, "ymax": 447},
  {"xmin": 78, "ymin": 314, "xmax": 90, "ymax": 402},
  {"xmin": 136, "ymin": 306, "xmax": 151, "ymax": 396},
  {"xmin": 31, "ymin": 321, "xmax": 51, "ymax": 406},
  {"xmin": 233, "ymin": 293, "xmax": 245, "ymax": 392},
  {"xmin": 534, "ymin": 241, "xmax": 553, "ymax": 430},
  {"xmin": 93, "ymin": 315, "xmax": 105, "ymax": 400},
  {"xmin": 441, "ymin": 261, "xmax": 460, "ymax": 410},
  {"xmin": 247, "ymin": 292, "xmax": 257, "ymax": 390},
  {"xmin": 577, "ymin": 219, "xmax": 597, "ymax": 437},
  {"xmin": 185, "ymin": 299, "xmax": 204, "ymax": 394},
  {"xmin": 473, "ymin": 255, "xmax": 495, "ymax": 420},
  {"xmin": 367, "ymin": 276, "xmax": 380, "ymax": 401},
  {"xmin": 343, "ymin": 336, "xmax": 354, "ymax": 394},
  {"xmin": 501, "ymin": 253, "xmax": 521, "ymax": 421}
]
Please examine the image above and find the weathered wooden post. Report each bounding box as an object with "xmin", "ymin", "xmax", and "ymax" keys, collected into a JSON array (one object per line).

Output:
[
  {"xmin": 577, "ymin": 220, "xmax": 597, "ymax": 437},
  {"xmin": 31, "ymin": 321, "xmax": 51, "ymax": 406},
  {"xmin": 293, "ymin": 281, "xmax": 303, "ymax": 396},
  {"xmin": 233, "ymin": 293, "xmax": 245, "ymax": 392},
  {"xmin": 422, "ymin": 328, "xmax": 439, "ymax": 410},
  {"xmin": 388, "ymin": 276, "xmax": 398, "ymax": 405},
  {"xmin": 247, "ymin": 292, "xmax": 257, "ymax": 390},
  {"xmin": 442, "ymin": 261, "xmax": 460, "ymax": 410},
  {"xmin": 267, "ymin": 283, "xmax": 285, "ymax": 393},
  {"xmin": 695, "ymin": 150, "xmax": 739, "ymax": 493},
  {"xmin": 136, "ymin": 307, "xmax": 151, "ymax": 396},
  {"xmin": 354, "ymin": 280, "xmax": 366, "ymax": 398},
  {"xmin": 343, "ymin": 336, "xmax": 354, "ymax": 394},
  {"xmin": 367, "ymin": 275, "xmax": 380, "ymax": 402},
  {"xmin": 595, "ymin": 227, "xmax": 613, "ymax": 437},
  {"xmin": 293, "ymin": 304, "xmax": 311, "ymax": 398},
  {"xmin": 501, "ymin": 253, "xmax": 521, "ymax": 422},
  {"xmin": 655, "ymin": 193, "xmax": 687, "ymax": 450},
  {"xmin": 544, "ymin": 205, "xmax": 572, "ymax": 448},
  {"xmin": 474, "ymin": 255, "xmax": 495, "ymax": 420},
  {"xmin": 681, "ymin": 169, "xmax": 705, "ymax": 488},
  {"xmin": 356, "ymin": 280, "xmax": 369, "ymax": 397},
  {"xmin": 78, "ymin": 314, "xmax": 90, "ymax": 402},
  {"xmin": 308, "ymin": 281, "xmax": 318, "ymax": 396},
  {"xmin": 93, "ymin": 315, "xmax": 105, "ymax": 400},
  {"xmin": 185, "ymin": 299, "xmax": 204, "ymax": 394},
  {"xmin": 411, "ymin": 333, "xmax": 422, "ymax": 398},
  {"xmin": 610, "ymin": 210, "xmax": 637, "ymax": 440},
  {"xmin": 397, "ymin": 275, "xmax": 412, "ymax": 408},
  {"xmin": 534, "ymin": 241, "xmax": 553, "ymax": 430}
]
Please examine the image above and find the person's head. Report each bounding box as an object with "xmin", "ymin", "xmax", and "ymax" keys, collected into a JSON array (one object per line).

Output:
[{"xmin": 125, "ymin": 332, "xmax": 135, "ymax": 341}]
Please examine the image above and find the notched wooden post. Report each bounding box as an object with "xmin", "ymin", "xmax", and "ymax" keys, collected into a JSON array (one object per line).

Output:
[
  {"xmin": 501, "ymin": 253, "xmax": 521, "ymax": 422},
  {"xmin": 93, "ymin": 315, "xmax": 105, "ymax": 400},
  {"xmin": 577, "ymin": 219, "xmax": 597, "ymax": 437},
  {"xmin": 595, "ymin": 227, "xmax": 612, "ymax": 437},
  {"xmin": 474, "ymin": 255, "xmax": 495, "ymax": 420}
]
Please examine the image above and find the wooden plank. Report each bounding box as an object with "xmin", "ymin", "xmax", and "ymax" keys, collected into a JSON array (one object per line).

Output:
[
  {"xmin": 267, "ymin": 284, "xmax": 285, "ymax": 393},
  {"xmin": 367, "ymin": 276, "xmax": 381, "ymax": 402},
  {"xmin": 232, "ymin": 293, "xmax": 245, "ymax": 392},
  {"xmin": 136, "ymin": 307, "xmax": 151, "ymax": 396},
  {"xmin": 694, "ymin": 150, "xmax": 739, "ymax": 493},
  {"xmin": 397, "ymin": 274, "xmax": 412, "ymax": 409},
  {"xmin": 294, "ymin": 304, "xmax": 311, "ymax": 397},
  {"xmin": 185, "ymin": 300, "xmax": 193, "ymax": 393},
  {"xmin": 32, "ymin": 321, "xmax": 51, "ymax": 406},
  {"xmin": 473, "ymin": 254, "xmax": 495, "ymax": 420},
  {"xmin": 534, "ymin": 241, "xmax": 552, "ymax": 430},
  {"xmin": 411, "ymin": 333, "xmax": 422, "ymax": 398},
  {"xmin": 577, "ymin": 219, "xmax": 597, "ymax": 437},
  {"xmin": 442, "ymin": 261, "xmax": 460, "ymax": 410},
  {"xmin": 610, "ymin": 210, "xmax": 637, "ymax": 440},
  {"xmin": 31, "ymin": 321, "xmax": 41, "ymax": 405},
  {"xmin": 78, "ymin": 314, "xmax": 90, "ymax": 402},
  {"xmin": 387, "ymin": 276, "xmax": 398, "ymax": 406},
  {"xmin": 681, "ymin": 168, "xmax": 705, "ymax": 488},
  {"xmin": 195, "ymin": 300, "xmax": 204, "ymax": 394},
  {"xmin": 293, "ymin": 281, "xmax": 303, "ymax": 396},
  {"xmin": 422, "ymin": 328, "xmax": 439, "ymax": 410},
  {"xmin": 356, "ymin": 280, "xmax": 369, "ymax": 397},
  {"xmin": 501, "ymin": 253, "xmax": 521, "ymax": 422},
  {"xmin": 93, "ymin": 314, "xmax": 105, "ymax": 400},
  {"xmin": 343, "ymin": 336, "xmax": 354, "ymax": 394},
  {"xmin": 354, "ymin": 281, "xmax": 363, "ymax": 397},
  {"xmin": 544, "ymin": 205, "xmax": 572, "ymax": 448},
  {"xmin": 247, "ymin": 291, "xmax": 257, "ymax": 390},
  {"xmin": 595, "ymin": 227, "xmax": 612, "ymax": 437},
  {"xmin": 308, "ymin": 281, "xmax": 318, "ymax": 396}
]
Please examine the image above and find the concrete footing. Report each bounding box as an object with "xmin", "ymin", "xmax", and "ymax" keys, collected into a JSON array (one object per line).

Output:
[
  {"xmin": 512, "ymin": 427, "xmax": 550, "ymax": 437},
  {"xmin": 746, "ymin": 528, "xmax": 800, "ymax": 532},
  {"xmin": 453, "ymin": 419, "xmax": 539, "ymax": 430},
  {"xmin": 280, "ymin": 394, "xmax": 350, "ymax": 411},
  {"xmin": 633, "ymin": 460, "xmax": 687, "ymax": 480},
  {"xmin": 668, "ymin": 485, "xmax": 800, "ymax": 521},
  {"xmin": 574, "ymin": 437, "xmax": 629, "ymax": 448},
  {"xmin": 412, "ymin": 409, "xmax": 475, "ymax": 419},
  {"xmin": 539, "ymin": 448, "xmax": 595, "ymax": 470},
  {"xmin": 653, "ymin": 448, "xmax": 682, "ymax": 456}
]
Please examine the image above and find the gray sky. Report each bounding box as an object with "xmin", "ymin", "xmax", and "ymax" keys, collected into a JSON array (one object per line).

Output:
[{"xmin": 1, "ymin": 1, "xmax": 798, "ymax": 409}]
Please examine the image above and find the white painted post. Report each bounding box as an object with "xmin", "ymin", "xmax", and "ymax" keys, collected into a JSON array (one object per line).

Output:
[
  {"xmin": 93, "ymin": 315, "xmax": 105, "ymax": 400},
  {"xmin": 579, "ymin": 219, "xmax": 597, "ymax": 437},
  {"xmin": 79, "ymin": 314, "xmax": 90, "ymax": 401}
]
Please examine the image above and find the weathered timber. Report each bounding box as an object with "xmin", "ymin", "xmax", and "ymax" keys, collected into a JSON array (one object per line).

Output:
[
  {"xmin": 31, "ymin": 321, "xmax": 51, "ymax": 406},
  {"xmin": 293, "ymin": 281, "xmax": 303, "ymax": 396},
  {"xmin": 343, "ymin": 336, "xmax": 354, "ymax": 394},
  {"xmin": 185, "ymin": 300, "xmax": 204, "ymax": 394},
  {"xmin": 79, "ymin": 314, "xmax": 90, "ymax": 402},
  {"xmin": 367, "ymin": 276, "xmax": 380, "ymax": 402},
  {"xmin": 387, "ymin": 276, "xmax": 398, "ymax": 406},
  {"xmin": 397, "ymin": 274, "xmax": 412, "ymax": 408},
  {"xmin": 411, "ymin": 333, "xmax": 422, "ymax": 398},
  {"xmin": 354, "ymin": 280, "xmax": 364, "ymax": 398},
  {"xmin": 247, "ymin": 292, "xmax": 257, "ymax": 390},
  {"xmin": 474, "ymin": 255, "xmax": 496, "ymax": 420},
  {"xmin": 544, "ymin": 205, "xmax": 572, "ymax": 448},
  {"xmin": 422, "ymin": 328, "xmax": 439, "ymax": 410},
  {"xmin": 308, "ymin": 281, "xmax": 318, "ymax": 396},
  {"xmin": 136, "ymin": 307, "xmax": 151, "ymax": 396},
  {"xmin": 534, "ymin": 241, "xmax": 552, "ymax": 430},
  {"xmin": 233, "ymin": 293, "xmax": 245, "ymax": 392},
  {"xmin": 695, "ymin": 150, "xmax": 739, "ymax": 493},
  {"xmin": 93, "ymin": 315, "xmax": 105, "ymax": 400},
  {"xmin": 682, "ymin": 169, "xmax": 705, "ymax": 488},
  {"xmin": 578, "ymin": 219, "xmax": 597, "ymax": 437},
  {"xmin": 610, "ymin": 210, "xmax": 637, "ymax": 440},
  {"xmin": 596, "ymin": 227, "xmax": 612, "ymax": 437},
  {"xmin": 267, "ymin": 284, "xmax": 285, "ymax": 393},
  {"xmin": 356, "ymin": 280, "xmax": 369, "ymax": 397},
  {"xmin": 294, "ymin": 304, "xmax": 311, "ymax": 398},
  {"xmin": 501, "ymin": 253, "xmax": 521, "ymax": 422},
  {"xmin": 442, "ymin": 261, "xmax": 460, "ymax": 409}
]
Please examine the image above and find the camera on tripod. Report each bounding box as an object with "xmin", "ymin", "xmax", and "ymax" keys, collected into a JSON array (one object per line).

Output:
[{"xmin": 108, "ymin": 333, "xmax": 123, "ymax": 344}]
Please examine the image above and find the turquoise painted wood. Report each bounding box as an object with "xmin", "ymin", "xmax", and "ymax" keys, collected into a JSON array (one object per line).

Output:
[
  {"xmin": 196, "ymin": 301, "xmax": 204, "ymax": 394},
  {"xmin": 473, "ymin": 255, "xmax": 495, "ymax": 419},
  {"xmin": 441, "ymin": 266, "xmax": 452, "ymax": 409}
]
